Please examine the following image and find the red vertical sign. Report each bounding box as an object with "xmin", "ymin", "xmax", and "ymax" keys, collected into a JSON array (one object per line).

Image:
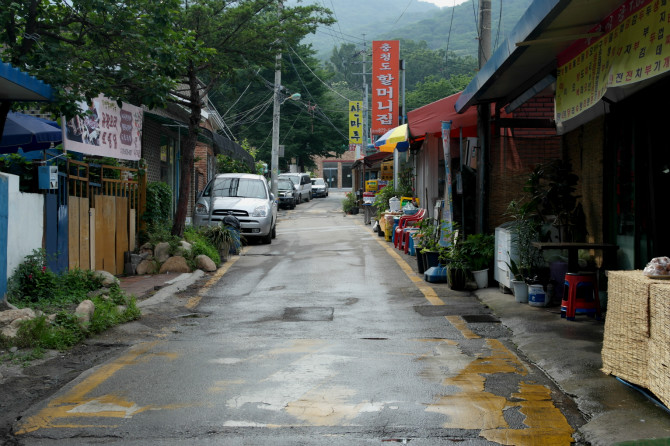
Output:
[{"xmin": 371, "ymin": 40, "xmax": 399, "ymax": 137}]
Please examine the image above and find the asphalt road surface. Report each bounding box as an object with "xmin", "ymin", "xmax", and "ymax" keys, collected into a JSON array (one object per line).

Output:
[{"xmin": 10, "ymin": 191, "xmax": 584, "ymax": 445}]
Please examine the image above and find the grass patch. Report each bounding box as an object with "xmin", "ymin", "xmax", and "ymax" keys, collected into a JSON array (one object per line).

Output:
[{"xmin": 0, "ymin": 249, "xmax": 142, "ymax": 360}]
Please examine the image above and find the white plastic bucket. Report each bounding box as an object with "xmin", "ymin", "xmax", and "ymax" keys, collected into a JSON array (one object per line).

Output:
[
  {"xmin": 389, "ymin": 197, "xmax": 401, "ymax": 212},
  {"xmin": 472, "ymin": 269, "xmax": 488, "ymax": 289},
  {"xmin": 528, "ymin": 284, "xmax": 548, "ymax": 307},
  {"xmin": 512, "ymin": 281, "xmax": 528, "ymax": 303}
]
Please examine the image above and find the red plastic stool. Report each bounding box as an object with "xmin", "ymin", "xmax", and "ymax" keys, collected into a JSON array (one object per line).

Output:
[{"xmin": 561, "ymin": 272, "xmax": 602, "ymax": 321}]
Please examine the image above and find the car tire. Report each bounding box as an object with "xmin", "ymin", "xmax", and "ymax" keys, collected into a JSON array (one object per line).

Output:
[
  {"xmin": 297, "ymin": 194, "xmax": 301, "ymax": 204},
  {"xmin": 272, "ymin": 224, "xmax": 276, "ymax": 239},
  {"xmin": 261, "ymin": 229, "xmax": 272, "ymax": 244}
]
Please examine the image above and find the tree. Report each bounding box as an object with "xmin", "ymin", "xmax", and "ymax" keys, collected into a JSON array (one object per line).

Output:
[
  {"xmin": 405, "ymin": 74, "xmax": 472, "ymax": 111},
  {"xmin": 167, "ymin": 0, "xmax": 333, "ymax": 236},
  {"xmin": 216, "ymin": 44, "xmax": 348, "ymax": 173},
  {"xmin": 0, "ymin": 0, "xmax": 183, "ymax": 130}
]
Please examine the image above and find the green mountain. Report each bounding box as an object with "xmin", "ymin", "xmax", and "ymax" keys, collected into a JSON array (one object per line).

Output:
[{"xmin": 293, "ymin": 0, "xmax": 534, "ymax": 59}]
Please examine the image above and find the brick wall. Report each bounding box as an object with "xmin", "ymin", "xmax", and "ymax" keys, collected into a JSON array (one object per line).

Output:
[{"xmin": 488, "ymin": 95, "xmax": 562, "ymax": 230}]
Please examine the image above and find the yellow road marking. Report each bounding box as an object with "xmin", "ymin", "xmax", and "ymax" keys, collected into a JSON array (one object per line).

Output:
[
  {"xmin": 15, "ymin": 341, "xmax": 185, "ymax": 435},
  {"xmin": 363, "ymin": 219, "xmax": 575, "ymax": 443},
  {"xmin": 445, "ymin": 315, "xmax": 480, "ymax": 339},
  {"xmin": 361, "ymin": 219, "xmax": 445, "ymax": 306},
  {"xmin": 185, "ymin": 246, "xmax": 249, "ymax": 309}
]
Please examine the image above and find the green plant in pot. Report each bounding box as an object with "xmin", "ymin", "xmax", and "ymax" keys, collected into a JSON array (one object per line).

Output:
[
  {"xmin": 204, "ymin": 224, "xmax": 238, "ymax": 262},
  {"xmin": 418, "ymin": 218, "xmax": 441, "ymax": 270},
  {"xmin": 505, "ymin": 199, "xmax": 542, "ymax": 282},
  {"xmin": 461, "ymin": 233, "xmax": 494, "ymax": 288},
  {"xmin": 524, "ymin": 159, "xmax": 586, "ymax": 242},
  {"xmin": 342, "ymin": 192, "xmax": 358, "ymax": 214},
  {"xmin": 438, "ymin": 230, "xmax": 468, "ymax": 290}
]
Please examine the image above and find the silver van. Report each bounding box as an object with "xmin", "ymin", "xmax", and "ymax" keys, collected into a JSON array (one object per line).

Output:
[{"xmin": 279, "ymin": 173, "xmax": 312, "ymax": 203}]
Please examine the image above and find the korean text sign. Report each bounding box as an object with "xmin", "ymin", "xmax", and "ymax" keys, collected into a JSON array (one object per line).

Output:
[
  {"xmin": 348, "ymin": 101, "xmax": 362, "ymax": 150},
  {"xmin": 556, "ymin": 0, "xmax": 670, "ymax": 125},
  {"xmin": 371, "ymin": 40, "xmax": 399, "ymax": 136},
  {"xmin": 63, "ymin": 94, "xmax": 143, "ymax": 161}
]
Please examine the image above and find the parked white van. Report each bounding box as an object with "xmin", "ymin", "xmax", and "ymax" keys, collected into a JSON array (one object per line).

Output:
[{"xmin": 279, "ymin": 173, "xmax": 312, "ymax": 203}]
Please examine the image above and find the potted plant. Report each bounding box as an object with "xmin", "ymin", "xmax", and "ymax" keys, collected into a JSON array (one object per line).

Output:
[
  {"xmin": 439, "ymin": 235, "xmax": 468, "ymax": 290},
  {"xmin": 461, "ymin": 233, "xmax": 495, "ymax": 289},
  {"xmin": 524, "ymin": 159, "xmax": 586, "ymax": 242},
  {"xmin": 204, "ymin": 224, "xmax": 238, "ymax": 262},
  {"xmin": 417, "ymin": 218, "xmax": 441, "ymax": 270},
  {"xmin": 342, "ymin": 192, "xmax": 358, "ymax": 214},
  {"xmin": 506, "ymin": 258, "xmax": 529, "ymax": 303}
]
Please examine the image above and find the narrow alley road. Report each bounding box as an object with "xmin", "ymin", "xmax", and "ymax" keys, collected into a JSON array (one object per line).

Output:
[{"xmin": 12, "ymin": 191, "xmax": 584, "ymax": 445}]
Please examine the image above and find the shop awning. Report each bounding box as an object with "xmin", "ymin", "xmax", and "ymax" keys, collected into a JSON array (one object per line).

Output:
[
  {"xmin": 407, "ymin": 92, "xmax": 478, "ymax": 138},
  {"xmin": 453, "ymin": 0, "xmax": 625, "ymax": 121},
  {"xmin": 351, "ymin": 151, "xmax": 394, "ymax": 170},
  {"xmin": 0, "ymin": 62, "xmax": 54, "ymax": 102}
]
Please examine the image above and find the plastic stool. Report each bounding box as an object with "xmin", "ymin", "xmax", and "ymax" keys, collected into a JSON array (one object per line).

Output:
[{"xmin": 561, "ymin": 273, "xmax": 601, "ymax": 321}]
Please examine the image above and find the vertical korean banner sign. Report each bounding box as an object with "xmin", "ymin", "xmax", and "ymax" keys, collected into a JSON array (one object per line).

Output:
[
  {"xmin": 556, "ymin": 0, "xmax": 670, "ymax": 126},
  {"xmin": 371, "ymin": 40, "xmax": 399, "ymax": 137},
  {"xmin": 439, "ymin": 120, "xmax": 453, "ymax": 247},
  {"xmin": 63, "ymin": 94, "xmax": 143, "ymax": 161},
  {"xmin": 349, "ymin": 101, "xmax": 362, "ymax": 155}
]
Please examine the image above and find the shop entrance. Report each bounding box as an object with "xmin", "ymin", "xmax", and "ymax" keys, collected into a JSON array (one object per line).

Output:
[{"xmin": 323, "ymin": 167, "xmax": 338, "ymax": 189}]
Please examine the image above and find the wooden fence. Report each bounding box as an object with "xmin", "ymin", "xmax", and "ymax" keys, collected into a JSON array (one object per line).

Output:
[{"xmin": 66, "ymin": 160, "xmax": 146, "ymax": 275}]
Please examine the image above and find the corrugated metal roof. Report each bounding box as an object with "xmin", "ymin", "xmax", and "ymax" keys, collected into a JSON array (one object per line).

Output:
[
  {"xmin": 0, "ymin": 62, "xmax": 54, "ymax": 102},
  {"xmin": 455, "ymin": 0, "xmax": 624, "ymax": 113}
]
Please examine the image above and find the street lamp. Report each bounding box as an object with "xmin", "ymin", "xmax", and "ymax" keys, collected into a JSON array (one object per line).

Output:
[{"xmin": 270, "ymin": 79, "xmax": 301, "ymax": 198}]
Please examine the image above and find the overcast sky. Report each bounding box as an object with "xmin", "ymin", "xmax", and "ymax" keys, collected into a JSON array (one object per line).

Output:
[{"xmin": 423, "ymin": 0, "xmax": 470, "ymax": 6}]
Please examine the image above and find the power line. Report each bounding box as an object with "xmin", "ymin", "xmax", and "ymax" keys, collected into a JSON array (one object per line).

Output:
[
  {"xmin": 395, "ymin": 0, "xmax": 414, "ymax": 24},
  {"xmin": 289, "ymin": 45, "xmax": 354, "ymax": 102}
]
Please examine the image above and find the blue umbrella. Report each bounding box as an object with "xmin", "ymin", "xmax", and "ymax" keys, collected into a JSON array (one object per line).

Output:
[{"xmin": 0, "ymin": 111, "xmax": 61, "ymax": 154}]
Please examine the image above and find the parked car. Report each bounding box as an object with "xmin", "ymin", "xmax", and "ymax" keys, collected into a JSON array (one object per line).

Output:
[
  {"xmin": 193, "ymin": 173, "xmax": 277, "ymax": 244},
  {"xmin": 277, "ymin": 177, "xmax": 298, "ymax": 209},
  {"xmin": 310, "ymin": 177, "xmax": 329, "ymax": 198},
  {"xmin": 279, "ymin": 172, "xmax": 312, "ymax": 203}
]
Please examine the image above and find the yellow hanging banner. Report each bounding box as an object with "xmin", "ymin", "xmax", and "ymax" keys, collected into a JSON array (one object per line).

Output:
[{"xmin": 556, "ymin": 0, "xmax": 670, "ymax": 125}]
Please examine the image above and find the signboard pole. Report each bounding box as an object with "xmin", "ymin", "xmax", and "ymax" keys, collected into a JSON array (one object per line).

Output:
[{"xmin": 439, "ymin": 120, "xmax": 453, "ymax": 247}]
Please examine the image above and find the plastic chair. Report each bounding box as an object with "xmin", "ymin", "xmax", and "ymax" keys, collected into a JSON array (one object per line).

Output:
[
  {"xmin": 394, "ymin": 208, "xmax": 425, "ymax": 249},
  {"xmin": 561, "ymin": 272, "xmax": 602, "ymax": 321},
  {"xmin": 398, "ymin": 209, "xmax": 426, "ymax": 251}
]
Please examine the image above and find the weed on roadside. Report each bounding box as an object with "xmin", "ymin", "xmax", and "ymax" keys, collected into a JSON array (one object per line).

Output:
[{"xmin": 0, "ymin": 250, "xmax": 142, "ymax": 361}]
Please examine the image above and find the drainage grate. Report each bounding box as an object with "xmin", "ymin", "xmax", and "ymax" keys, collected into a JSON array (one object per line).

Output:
[
  {"xmin": 282, "ymin": 307, "xmax": 334, "ymax": 322},
  {"xmin": 414, "ymin": 306, "xmax": 493, "ymax": 317},
  {"xmin": 462, "ymin": 314, "xmax": 500, "ymax": 323}
]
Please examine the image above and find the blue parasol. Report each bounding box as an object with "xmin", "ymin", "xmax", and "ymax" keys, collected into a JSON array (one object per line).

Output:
[{"xmin": 0, "ymin": 111, "xmax": 62, "ymax": 154}]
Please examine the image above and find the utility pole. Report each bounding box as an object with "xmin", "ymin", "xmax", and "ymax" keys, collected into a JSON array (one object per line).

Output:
[
  {"xmin": 270, "ymin": 2, "xmax": 283, "ymax": 199},
  {"xmin": 362, "ymin": 36, "xmax": 368, "ymax": 157},
  {"xmin": 476, "ymin": 0, "xmax": 491, "ymax": 233}
]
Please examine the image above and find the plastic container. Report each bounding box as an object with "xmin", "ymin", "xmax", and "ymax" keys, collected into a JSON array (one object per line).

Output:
[
  {"xmin": 528, "ymin": 284, "xmax": 549, "ymax": 307},
  {"xmin": 389, "ymin": 196, "xmax": 401, "ymax": 212},
  {"xmin": 424, "ymin": 265, "xmax": 448, "ymax": 283}
]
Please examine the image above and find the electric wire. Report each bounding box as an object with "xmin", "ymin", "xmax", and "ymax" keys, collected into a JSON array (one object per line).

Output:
[
  {"xmin": 289, "ymin": 45, "xmax": 354, "ymax": 102},
  {"xmin": 286, "ymin": 50, "xmax": 349, "ymax": 141},
  {"xmin": 445, "ymin": 0, "xmax": 456, "ymax": 68},
  {"xmin": 395, "ymin": 0, "xmax": 414, "ymax": 24}
]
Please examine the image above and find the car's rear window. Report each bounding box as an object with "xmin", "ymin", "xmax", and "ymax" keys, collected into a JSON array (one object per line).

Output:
[
  {"xmin": 206, "ymin": 178, "xmax": 267, "ymax": 199},
  {"xmin": 278, "ymin": 179, "xmax": 293, "ymax": 189}
]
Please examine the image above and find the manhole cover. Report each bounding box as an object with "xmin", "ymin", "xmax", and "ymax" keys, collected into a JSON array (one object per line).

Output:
[
  {"xmin": 462, "ymin": 314, "xmax": 500, "ymax": 323},
  {"xmin": 283, "ymin": 307, "xmax": 334, "ymax": 322}
]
